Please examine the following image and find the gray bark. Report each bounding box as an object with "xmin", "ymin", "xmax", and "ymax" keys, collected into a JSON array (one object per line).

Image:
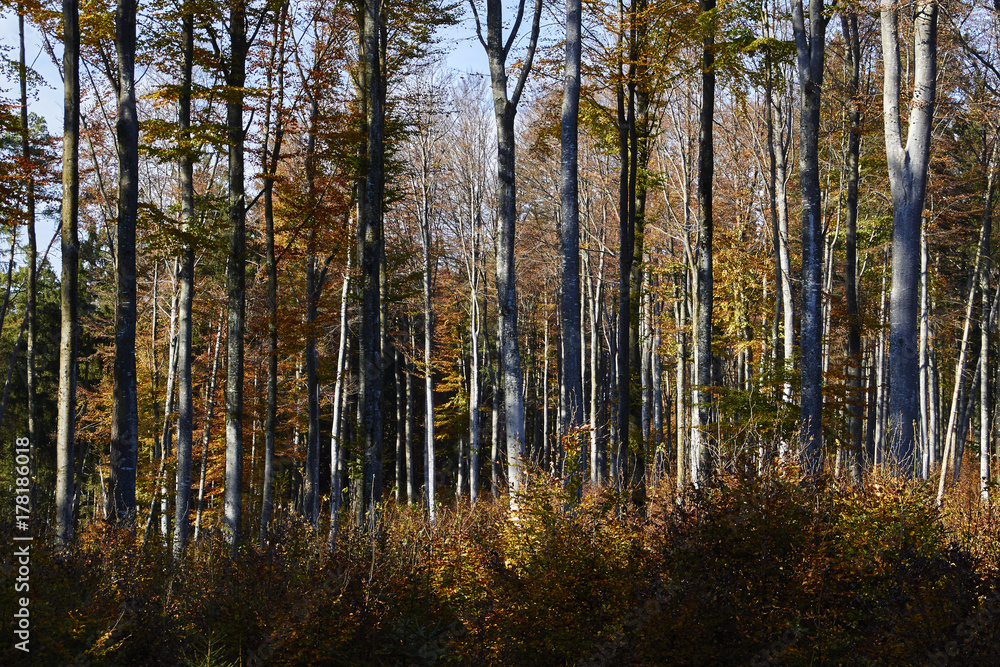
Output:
[
  {"xmin": 882, "ymin": 0, "xmax": 937, "ymax": 476},
  {"xmin": 471, "ymin": 0, "xmax": 542, "ymax": 509},
  {"xmin": 792, "ymin": 0, "xmax": 830, "ymax": 474},
  {"xmin": 172, "ymin": 2, "xmax": 195, "ymax": 555},
  {"xmin": 56, "ymin": 0, "xmax": 81, "ymax": 546},
  {"xmin": 194, "ymin": 310, "xmax": 222, "ymax": 542},
  {"xmin": 692, "ymin": 0, "xmax": 715, "ymax": 486}
]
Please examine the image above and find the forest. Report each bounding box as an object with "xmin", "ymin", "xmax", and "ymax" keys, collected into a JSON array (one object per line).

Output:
[{"xmin": 2, "ymin": 0, "xmax": 1000, "ymax": 662}]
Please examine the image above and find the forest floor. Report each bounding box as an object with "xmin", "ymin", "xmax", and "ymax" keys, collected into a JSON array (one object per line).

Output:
[{"xmin": 3, "ymin": 463, "xmax": 1000, "ymax": 666}]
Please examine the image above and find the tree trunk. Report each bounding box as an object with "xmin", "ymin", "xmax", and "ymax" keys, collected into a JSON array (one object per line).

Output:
[
  {"xmin": 194, "ymin": 310, "xmax": 222, "ymax": 542},
  {"xmin": 224, "ymin": 0, "xmax": 248, "ymax": 549},
  {"xmin": 882, "ymin": 0, "xmax": 937, "ymax": 476},
  {"xmin": 172, "ymin": 2, "xmax": 195, "ymax": 555},
  {"xmin": 841, "ymin": 11, "xmax": 863, "ymax": 483},
  {"xmin": 692, "ymin": 0, "xmax": 715, "ymax": 486},
  {"xmin": 56, "ymin": 0, "xmax": 81, "ymax": 546},
  {"xmin": 560, "ymin": 0, "xmax": 584, "ymax": 477},
  {"xmin": 18, "ymin": 7, "xmax": 39, "ymax": 509},
  {"xmin": 792, "ymin": 0, "xmax": 830, "ymax": 474},
  {"xmin": 359, "ymin": 0, "xmax": 385, "ymax": 528},
  {"xmin": 327, "ymin": 263, "xmax": 350, "ymax": 547},
  {"xmin": 260, "ymin": 3, "xmax": 286, "ymax": 545}
]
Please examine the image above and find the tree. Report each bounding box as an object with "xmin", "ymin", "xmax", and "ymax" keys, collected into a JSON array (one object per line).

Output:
[
  {"xmin": 172, "ymin": 0, "xmax": 196, "ymax": 555},
  {"xmin": 56, "ymin": 0, "xmax": 81, "ymax": 547},
  {"xmin": 470, "ymin": 0, "xmax": 543, "ymax": 507},
  {"xmin": 882, "ymin": 0, "xmax": 937, "ymax": 476},
  {"xmin": 791, "ymin": 0, "xmax": 829, "ymax": 474},
  {"xmin": 559, "ymin": 0, "xmax": 584, "ymax": 473},
  {"xmin": 691, "ymin": 0, "xmax": 715, "ymax": 486},
  {"xmin": 359, "ymin": 0, "xmax": 386, "ymax": 527},
  {"xmin": 224, "ymin": 0, "xmax": 249, "ymax": 548},
  {"xmin": 107, "ymin": 0, "xmax": 140, "ymax": 526}
]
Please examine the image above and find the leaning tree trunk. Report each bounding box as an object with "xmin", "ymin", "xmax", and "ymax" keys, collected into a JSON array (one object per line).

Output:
[
  {"xmin": 882, "ymin": 0, "xmax": 937, "ymax": 477},
  {"xmin": 56, "ymin": 0, "xmax": 81, "ymax": 547}
]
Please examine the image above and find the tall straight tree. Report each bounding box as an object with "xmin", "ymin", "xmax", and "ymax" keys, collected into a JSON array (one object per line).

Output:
[
  {"xmin": 470, "ymin": 0, "xmax": 543, "ymax": 505},
  {"xmin": 559, "ymin": 0, "xmax": 583, "ymax": 465},
  {"xmin": 55, "ymin": 0, "xmax": 80, "ymax": 546},
  {"xmin": 224, "ymin": 0, "xmax": 248, "ymax": 548},
  {"xmin": 882, "ymin": 0, "xmax": 937, "ymax": 476},
  {"xmin": 691, "ymin": 0, "xmax": 715, "ymax": 486},
  {"xmin": 172, "ymin": 0, "xmax": 196, "ymax": 556},
  {"xmin": 107, "ymin": 0, "xmax": 140, "ymax": 525},
  {"xmin": 841, "ymin": 10, "xmax": 864, "ymax": 483},
  {"xmin": 18, "ymin": 5, "xmax": 38, "ymax": 507},
  {"xmin": 791, "ymin": 0, "xmax": 829, "ymax": 474},
  {"xmin": 359, "ymin": 0, "xmax": 385, "ymax": 526}
]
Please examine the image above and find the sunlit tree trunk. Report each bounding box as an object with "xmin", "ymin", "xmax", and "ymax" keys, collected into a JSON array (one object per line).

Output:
[
  {"xmin": 194, "ymin": 311, "xmax": 222, "ymax": 542},
  {"xmin": 882, "ymin": 0, "xmax": 937, "ymax": 476},
  {"xmin": 55, "ymin": 0, "xmax": 80, "ymax": 548}
]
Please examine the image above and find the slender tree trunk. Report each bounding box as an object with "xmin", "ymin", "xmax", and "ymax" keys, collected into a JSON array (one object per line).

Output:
[
  {"xmin": 792, "ymin": 0, "xmax": 830, "ymax": 474},
  {"xmin": 406, "ymin": 319, "xmax": 417, "ymax": 503},
  {"xmin": 843, "ymin": 11, "xmax": 863, "ymax": 484},
  {"xmin": 304, "ymin": 96, "xmax": 322, "ymax": 527},
  {"xmin": 469, "ymin": 284, "xmax": 482, "ymax": 504},
  {"xmin": 194, "ymin": 311, "xmax": 222, "ymax": 542},
  {"xmin": 224, "ymin": 0, "xmax": 248, "ymax": 549},
  {"xmin": 560, "ymin": 0, "xmax": 584, "ymax": 480},
  {"xmin": 327, "ymin": 262, "xmax": 350, "ymax": 547},
  {"xmin": 882, "ymin": 0, "xmax": 937, "ymax": 476},
  {"xmin": 56, "ymin": 0, "xmax": 81, "ymax": 546},
  {"xmin": 172, "ymin": 3, "xmax": 195, "ymax": 555},
  {"xmin": 692, "ymin": 0, "xmax": 715, "ymax": 486},
  {"xmin": 18, "ymin": 6, "xmax": 39, "ymax": 508},
  {"xmin": 920, "ymin": 222, "xmax": 931, "ymax": 479},
  {"xmin": 260, "ymin": 3, "xmax": 286, "ymax": 546}
]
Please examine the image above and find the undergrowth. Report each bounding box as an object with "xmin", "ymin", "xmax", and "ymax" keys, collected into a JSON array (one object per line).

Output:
[{"xmin": 3, "ymin": 464, "xmax": 999, "ymax": 666}]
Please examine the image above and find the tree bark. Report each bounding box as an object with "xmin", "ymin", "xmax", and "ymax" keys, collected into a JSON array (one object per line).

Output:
[
  {"xmin": 843, "ymin": 9, "xmax": 863, "ymax": 484},
  {"xmin": 194, "ymin": 310, "xmax": 223, "ymax": 542},
  {"xmin": 359, "ymin": 0, "xmax": 385, "ymax": 528},
  {"xmin": 224, "ymin": 0, "xmax": 248, "ymax": 549},
  {"xmin": 18, "ymin": 6, "xmax": 39, "ymax": 510},
  {"xmin": 473, "ymin": 0, "xmax": 542, "ymax": 510},
  {"xmin": 882, "ymin": 0, "xmax": 937, "ymax": 476},
  {"xmin": 56, "ymin": 0, "xmax": 81, "ymax": 547},
  {"xmin": 792, "ymin": 0, "xmax": 830, "ymax": 474},
  {"xmin": 692, "ymin": 0, "xmax": 715, "ymax": 486},
  {"xmin": 172, "ymin": 1, "xmax": 195, "ymax": 555},
  {"xmin": 560, "ymin": 0, "xmax": 584, "ymax": 477}
]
